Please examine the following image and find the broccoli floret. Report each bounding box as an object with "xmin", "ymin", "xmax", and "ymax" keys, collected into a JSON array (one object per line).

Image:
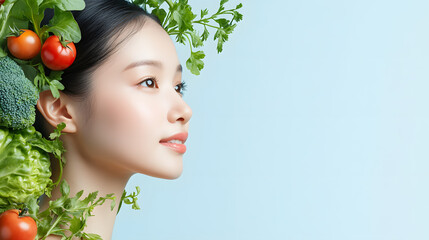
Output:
[{"xmin": 0, "ymin": 56, "xmax": 39, "ymax": 130}]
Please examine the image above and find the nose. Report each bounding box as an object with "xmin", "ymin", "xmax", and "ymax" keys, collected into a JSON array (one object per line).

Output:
[{"xmin": 167, "ymin": 92, "xmax": 193, "ymax": 125}]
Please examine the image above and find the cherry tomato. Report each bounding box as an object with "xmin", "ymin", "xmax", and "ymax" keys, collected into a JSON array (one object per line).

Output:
[
  {"xmin": 0, "ymin": 209, "xmax": 37, "ymax": 240},
  {"xmin": 0, "ymin": 0, "xmax": 5, "ymax": 5},
  {"xmin": 7, "ymin": 29, "xmax": 41, "ymax": 60},
  {"xmin": 41, "ymin": 35, "xmax": 76, "ymax": 71}
]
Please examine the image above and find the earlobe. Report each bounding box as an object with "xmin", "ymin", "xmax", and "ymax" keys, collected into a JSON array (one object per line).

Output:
[{"xmin": 36, "ymin": 90, "xmax": 77, "ymax": 133}]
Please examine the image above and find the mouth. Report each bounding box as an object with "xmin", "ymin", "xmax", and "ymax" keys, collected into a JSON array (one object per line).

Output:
[{"xmin": 159, "ymin": 132, "xmax": 188, "ymax": 154}]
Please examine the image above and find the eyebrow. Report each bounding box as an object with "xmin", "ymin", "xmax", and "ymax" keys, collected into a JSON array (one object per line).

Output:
[{"xmin": 123, "ymin": 60, "xmax": 182, "ymax": 73}]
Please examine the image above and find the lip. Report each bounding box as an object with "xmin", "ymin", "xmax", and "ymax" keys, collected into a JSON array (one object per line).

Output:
[
  {"xmin": 159, "ymin": 132, "xmax": 188, "ymax": 143},
  {"xmin": 159, "ymin": 132, "xmax": 188, "ymax": 154}
]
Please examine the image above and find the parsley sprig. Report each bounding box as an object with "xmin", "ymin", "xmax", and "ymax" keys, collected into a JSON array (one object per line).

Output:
[
  {"xmin": 132, "ymin": 0, "xmax": 243, "ymax": 75},
  {"xmin": 26, "ymin": 180, "xmax": 116, "ymax": 240},
  {"xmin": 117, "ymin": 186, "xmax": 141, "ymax": 214}
]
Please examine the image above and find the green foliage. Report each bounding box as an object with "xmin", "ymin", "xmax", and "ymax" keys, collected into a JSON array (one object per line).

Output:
[
  {"xmin": 0, "ymin": 0, "xmax": 84, "ymax": 98},
  {"xmin": 34, "ymin": 180, "xmax": 116, "ymax": 240},
  {"xmin": 186, "ymin": 50, "xmax": 205, "ymax": 75},
  {"xmin": 117, "ymin": 186, "xmax": 141, "ymax": 214},
  {"xmin": 0, "ymin": 56, "xmax": 38, "ymax": 130},
  {"xmin": 0, "ymin": 125, "xmax": 52, "ymax": 208},
  {"xmin": 132, "ymin": 0, "xmax": 243, "ymax": 75}
]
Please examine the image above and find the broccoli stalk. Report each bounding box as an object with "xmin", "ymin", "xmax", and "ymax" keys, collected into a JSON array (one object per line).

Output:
[{"xmin": 0, "ymin": 56, "xmax": 39, "ymax": 130}]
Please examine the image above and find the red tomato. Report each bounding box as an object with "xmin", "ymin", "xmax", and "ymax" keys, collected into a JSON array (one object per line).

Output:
[
  {"xmin": 7, "ymin": 29, "xmax": 41, "ymax": 60},
  {"xmin": 0, "ymin": 0, "xmax": 5, "ymax": 5},
  {"xmin": 41, "ymin": 35, "xmax": 76, "ymax": 71},
  {"xmin": 0, "ymin": 209, "xmax": 37, "ymax": 240}
]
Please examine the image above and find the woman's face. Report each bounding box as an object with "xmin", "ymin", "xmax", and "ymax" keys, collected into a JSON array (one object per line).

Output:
[{"xmin": 73, "ymin": 19, "xmax": 192, "ymax": 179}]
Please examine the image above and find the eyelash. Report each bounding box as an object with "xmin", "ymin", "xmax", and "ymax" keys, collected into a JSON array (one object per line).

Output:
[{"xmin": 139, "ymin": 77, "xmax": 187, "ymax": 96}]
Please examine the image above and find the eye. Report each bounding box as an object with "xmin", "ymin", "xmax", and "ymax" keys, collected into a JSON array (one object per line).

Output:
[
  {"xmin": 175, "ymin": 81, "xmax": 187, "ymax": 96},
  {"xmin": 139, "ymin": 78, "xmax": 158, "ymax": 88}
]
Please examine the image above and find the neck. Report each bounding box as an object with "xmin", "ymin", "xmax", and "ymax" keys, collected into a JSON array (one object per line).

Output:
[{"xmin": 40, "ymin": 136, "xmax": 132, "ymax": 240}]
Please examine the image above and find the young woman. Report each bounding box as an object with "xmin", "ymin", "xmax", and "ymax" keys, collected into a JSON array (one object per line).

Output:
[{"xmin": 34, "ymin": 0, "xmax": 192, "ymax": 238}]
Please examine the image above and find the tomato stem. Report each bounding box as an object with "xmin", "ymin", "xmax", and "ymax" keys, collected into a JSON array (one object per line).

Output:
[
  {"xmin": 19, "ymin": 208, "xmax": 28, "ymax": 216},
  {"xmin": 58, "ymin": 35, "xmax": 72, "ymax": 48}
]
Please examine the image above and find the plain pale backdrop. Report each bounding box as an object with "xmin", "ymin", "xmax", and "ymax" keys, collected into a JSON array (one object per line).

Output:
[{"xmin": 113, "ymin": 0, "xmax": 429, "ymax": 239}]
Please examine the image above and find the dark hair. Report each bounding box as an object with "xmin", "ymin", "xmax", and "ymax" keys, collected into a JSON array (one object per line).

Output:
[{"xmin": 34, "ymin": 0, "xmax": 161, "ymax": 138}]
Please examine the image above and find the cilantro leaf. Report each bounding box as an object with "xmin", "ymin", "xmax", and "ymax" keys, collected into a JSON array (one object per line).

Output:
[
  {"xmin": 186, "ymin": 50, "xmax": 205, "ymax": 75},
  {"xmin": 134, "ymin": 0, "xmax": 243, "ymax": 75}
]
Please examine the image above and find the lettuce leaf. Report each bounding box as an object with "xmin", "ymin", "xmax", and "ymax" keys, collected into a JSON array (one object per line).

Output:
[{"xmin": 0, "ymin": 125, "xmax": 53, "ymax": 207}]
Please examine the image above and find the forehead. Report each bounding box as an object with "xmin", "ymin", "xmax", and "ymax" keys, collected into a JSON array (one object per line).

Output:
[{"xmin": 111, "ymin": 19, "xmax": 180, "ymax": 69}]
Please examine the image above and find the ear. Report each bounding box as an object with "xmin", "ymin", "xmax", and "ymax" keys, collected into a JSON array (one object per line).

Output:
[{"xmin": 36, "ymin": 90, "xmax": 78, "ymax": 133}]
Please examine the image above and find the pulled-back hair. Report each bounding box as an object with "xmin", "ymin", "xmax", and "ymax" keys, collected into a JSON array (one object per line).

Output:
[{"xmin": 34, "ymin": 0, "xmax": 161, "ymax": 138}]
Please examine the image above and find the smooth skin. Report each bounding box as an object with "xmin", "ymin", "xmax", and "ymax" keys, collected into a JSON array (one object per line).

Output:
[{"xmin": 37, "ymin": 18, "xmax": 192, "ymax": 240}]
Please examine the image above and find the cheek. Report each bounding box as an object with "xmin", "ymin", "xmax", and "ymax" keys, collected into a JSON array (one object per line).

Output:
[{"xmin": 79, "ymin": 87, "xmax": 163, "ymax": 171}]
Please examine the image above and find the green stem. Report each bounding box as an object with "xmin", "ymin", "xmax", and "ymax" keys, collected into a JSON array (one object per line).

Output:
[
  {"xmin": 52, "ymin": 154, "xmax": 64, "ymax": 186},
  {"xmin": 183, "ymin": 33, "xmax": 193, "ymax": 53},
  {"xmin": 42, "ymin": 213, "xmax": 64, "ymax": 240},
  {"xmin": 194, "ymin": 11, "xmax": 236, "ymax": 25},
  {"xmin": 167, "ymin": 26, "xmax": 178, "ymax": 34},
  {"xmin": 116, "ymin": 191, "xmax": 126, "ymax": 215},
  {"xmin": 162, "ymin": 9, "xmax": 172, "ymax": 28},
  {"xmin": 25, "ymin": 2, "xmax": 41, "ymax": 37},
  {"xmin": 195, "ymin": 22, "xmax": 221, "ymax": 30},
  {"xmin": 219, "ymin": 10, "xmax": 236, "ymax": 15},
  {"xmin": 165, "ymin": 0, "xmax": 174, "ymax": 8},
  {"xmin": 167, "ymin": 31, "xmax": 180, "ymax": 35}
]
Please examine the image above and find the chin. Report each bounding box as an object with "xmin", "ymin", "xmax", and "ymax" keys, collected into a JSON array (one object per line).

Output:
[
  {"xmin": 141, "ymin": 164, "xmax": 183, "ymax": 180},
  {"xmin": 161, "ymin": 168, "xmax": 183, "ymax": 180}
]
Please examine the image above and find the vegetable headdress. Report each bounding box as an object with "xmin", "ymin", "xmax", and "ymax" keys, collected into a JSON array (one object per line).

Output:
[{"xmin": 0, "ymin": 0, "xmax": 242, "ymax": 239}]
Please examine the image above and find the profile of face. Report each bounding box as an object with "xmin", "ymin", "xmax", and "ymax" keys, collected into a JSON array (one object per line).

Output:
[{"xmin": 63, "ymin": 19, "xmax": 192, "ymax": 180}]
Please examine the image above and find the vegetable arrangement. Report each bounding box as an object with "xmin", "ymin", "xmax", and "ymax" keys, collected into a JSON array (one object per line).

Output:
[
  {"xmin": 0, "ymin": 0, "xmax": 242, "ymax": 239},
  {"xmin": 133, "ymin": 0, "xmax": 243, "ymax": 75}
]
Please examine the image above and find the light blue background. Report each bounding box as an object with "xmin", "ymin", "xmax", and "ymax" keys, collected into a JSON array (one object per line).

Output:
[{"xmin": 113, "ymin": 0, "xmax": 429, "ymax": 239}]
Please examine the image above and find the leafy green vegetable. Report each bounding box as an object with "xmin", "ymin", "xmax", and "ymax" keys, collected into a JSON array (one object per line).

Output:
[
  {"xmin": 0, "ymin": 56, "xmax": 39, "ymax": 130},
  {"xmin": 133, "ymin": 0, "xmax": 243, "ymax": 75},
  {"xmin": 33, "ymin": 63, "xmax": 65, "ymax": 99},
  {"xmin": 0, "ymin": 125, "xmax": 52, "ymax": 208},
  {"xmin": 34, "ymin": 180, "xmax": 116, "ymax": 240},
  {"xmin": 28, "ymin": 122, "xmax": 67, "ymax": 186}
]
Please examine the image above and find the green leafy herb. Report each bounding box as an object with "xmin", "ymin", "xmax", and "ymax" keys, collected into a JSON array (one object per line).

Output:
[
  {"xmin": 34, "ymin": 180, "xmax": 116, "ymax": 240},
  {"xmin": 117, "ymin": 186, "xmax": 141, "ymax": 214},
  {"xmin": 132, "ymin": 0, "xmax": 243, "ymax": 75}
]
